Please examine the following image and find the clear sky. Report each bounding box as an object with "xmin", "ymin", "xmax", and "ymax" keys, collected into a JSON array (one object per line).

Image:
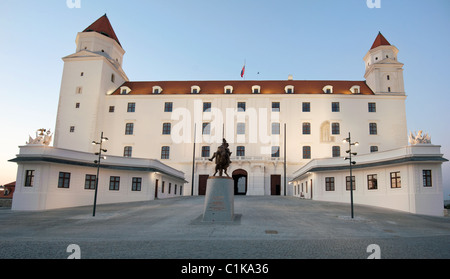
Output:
[{"xmin": 0, "ymin": 0, "xmax": 449, "ymax": 198}]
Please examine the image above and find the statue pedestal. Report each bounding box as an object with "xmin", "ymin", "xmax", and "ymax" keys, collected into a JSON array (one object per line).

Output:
[{"xmin": 202, "ymin": 176, "xmax": 234, "ymax": 222}]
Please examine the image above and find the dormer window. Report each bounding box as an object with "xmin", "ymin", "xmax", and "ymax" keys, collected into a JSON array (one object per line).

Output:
[
  {"xmin": 350, "ymin": 85, "xmax": 360, "ymax": 94},
  {"xmin": 252, "ymin": 85, "xmax": 261, "ymax": 94},
  {"xmin": 120, "ymin": 86, "xmax": 131, "ymax": 95},
  {"xmin": 285, "ymin": 85, "xmax": 294, "ymax": 94},
  {"xmin": 224, "ymin": 85, "xmax": 233, "ymax": 94},
  {"xmin": 152, "ymin": 86, "xmax": 163, "ymax": 94},
  {"xmin": 323, "ymin": 85, "xmax": 333, "ymax": 94},
  {"xmin": 191, "ymin": 85, "xmax": 201, "ymax": 94}
]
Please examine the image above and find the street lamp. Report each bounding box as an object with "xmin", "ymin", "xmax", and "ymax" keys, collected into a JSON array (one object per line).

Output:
[
  {"xmin": 92, "ymin": 132, "xmax": 108, "ymax": 217},
  {"xmin": 343, "ymin": 132, "xmax": 358, "ymax": 219}
]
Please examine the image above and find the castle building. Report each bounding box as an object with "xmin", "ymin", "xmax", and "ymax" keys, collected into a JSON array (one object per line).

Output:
[{"xmin": 10, "ymin": 15, "xmax": 447, "ymax": 215}]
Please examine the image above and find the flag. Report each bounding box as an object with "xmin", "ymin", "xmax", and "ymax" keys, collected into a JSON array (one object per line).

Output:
[{"xmin": 240, "ymin": 64, "xmax": 245, "ymax": 78}]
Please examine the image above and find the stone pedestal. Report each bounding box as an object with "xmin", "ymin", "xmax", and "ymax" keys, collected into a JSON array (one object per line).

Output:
[{"xmin": 202, "ymin": 176, "xmax": 234, "ymax": 222}]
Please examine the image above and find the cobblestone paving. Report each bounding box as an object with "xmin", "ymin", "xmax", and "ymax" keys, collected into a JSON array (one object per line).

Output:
[{"xmin": 0, "ymin": 196, "xmax": 449, "ymax": 259}]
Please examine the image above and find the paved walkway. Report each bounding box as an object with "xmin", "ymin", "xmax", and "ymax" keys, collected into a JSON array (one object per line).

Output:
[{"xmin": 0, "ymin": 196, "xmax": 449, "ymax": 259}]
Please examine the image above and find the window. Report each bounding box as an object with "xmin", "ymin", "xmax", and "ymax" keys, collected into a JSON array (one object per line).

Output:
[
  {"xmin": 369, "ymin": 123, "xmax": 377, "ymax": 135},
  {"xmin": 75, "ymin": 103, "xmax": 80, "ymax": 108},
  {"xmin": 152, "ymin": 86, "xmax": 162, "ymax": 94},
  {"xmin": 237, "ymin": 102, "xmax": 246, "ymax": 112},
  {"xmin": 331, "ymin": 123, "xmax": 340, "ymax": 135},
  {"xmin": 390, "ymin": 172, "xmax": 401, "ymax": 188},
  {"xmin": 323, "ymin": 85, "xmax": 333, "ymax": 94},
  {"xmin": 24, "ymin": 170, "xmax": 34, "ymax": 187},
  {"xmin": 423, "ymin": 170, "xmax": 432, "ymax": 187},
  {"xmin": 70, "ymin": 126, "xmax": 75, "ymax": 133},
  {"xmin": 127, "ymin": 102, "xmax": 136, "ymax": 112},
  {"xmin": 201, "ymin": 146, "xmax": 210, "ymax": 158},
  {"xmin": 124, "ymin": 146, "xmax": 132, "ymax": 157},
  {"xmin": 58, "ymin": 172, "xmax": 71, "ymax": 188},
  {"xmin": 164, "ymin": 102, "xmax": 173, "ymax": 112},
  {"xmin": 111, "ymin": 74, "xmax": 115, "ymax": 83},
  {"xmin": 109, "ymin": 176, "xmax": 120, "ymax": 191},
  {"xmin": 332, "ymin": 102, "xmax": 340, "ymax": 112},
  {"xmin": 202, "ymin": 123, "xmax": 211, "ymax": 135},
  {"xmin": 203, "ymin": 102, "xmax": 211, "ymax": 112},
  {"xmin": 368, "ymin": 102, "xmax": 376, "ymax": 112},
  {"xmin": 162, "ymin": 123, "xmax": 171, "ymax": 135},
  {"xmin": 271, "ymin": 146, "xmax": 280, "ymax": 158},
  {"xmin": 387, "ymin": 75, "xmax": 390, "ymax": 80},
  {"xmin": 161, "ymin": 146, "xmax": 170, "ymax": 159},
  {"xmin": 191, "ymin": 85, "xmax": 200, "ymax": 94},
  {"xmin": 272, "ymin": 123, "xmax": 280, "ymax": 135},
  {"xmin": 302, "ymin": 122, "xmax": 311, "ymax": 135},
  {"xmin": 224, "ymin": 85, "xmax": 233, "ymax": 94},
  {"xmin": 76, "ymin": 87, "xmax": 82, "ymax": 94},
  {"xmin": 272, "ymin": 102, "xmax": 280, "ymax": 112},
  {"xmin": 109, "ymin": 106, "xmax": 115, "ymax": 113},
  {"xmin": 162, "ymin": 181, "xmax": 165, "ymax": 193},
  {"xmin": 252, "ymin": 85, "xmax": 260, "ymax": 94},
  {"xmin": 370, "ymin": 146, "xmax": 378, "ymax": 153},
  {"xmin": 237, "ymin": 123, "xmax": 245, "ymax": 135},
  {"xmin": 302, "ymin": 102, "xmax": 310, "ymax": 112},
  {"xmin": 367, "ymin": 174, "xmax": 378, "ymax": 190},
  {"xmin": 325, "ymin": 177, "xmax": 335, "ymax": 191},
  {"xmin": 236, "ymin": 146, "xmax": 245, "ymax": 156},
  {"xmin": 285, "ymin": 85, "xmax": 294, "ymax": 94},
  {"xmin": 132, "ymin": 177, "xmax": 142, "ymax": 191},
  {"xmin": 125, "ymin": 123, "xmax": 134, "ymax": 135},
  {"xmin": 388, "ymin": 87, "xmax": 391, "ymax": 92},
  {"xmin": 303, "ymin": 146, "xmax": 311, "ymax": 159},
  {"xmin": 121, "ymin": 89, "xmax": 128, "ymax": 95},
  {"xmin": 169, "ymin": 183, "xmax": 172, "ymax": 194},
  {"xmin": 350, "ymin": 85, "xmax": 360, "ymax": 94},
  {"xmin": 332, "ymin": 146, "xmax": 340, "ymax": 157},
  {"xmin": 346, "ymin": 176, "xmax": 356, "ymax": 191},
  {"xmin": 85, "ymin": 174, "xmax": 96, "ymax": 190},
  {"xmin": 80, "ymin": 72, "xmax": 84, "ymax": 76}
]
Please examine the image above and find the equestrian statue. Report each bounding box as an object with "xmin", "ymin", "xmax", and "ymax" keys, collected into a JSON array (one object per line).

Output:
[{"xmin": 209, "ymin": 138, "xmax": 232, "ymax": 177}]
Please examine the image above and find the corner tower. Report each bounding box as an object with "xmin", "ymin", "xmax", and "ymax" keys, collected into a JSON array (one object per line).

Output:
[
  {"xmin": 53, "ymin": 14, "xmax": 128, "ymax": 152},
  {"xmin": 363, "ymin": 32, "xmax": 405, "ymax": 95}
]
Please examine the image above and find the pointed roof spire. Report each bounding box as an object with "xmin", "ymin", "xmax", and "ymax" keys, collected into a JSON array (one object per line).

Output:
[
  {"xmin": 83, "ymin": 14, "xmax": 121, "ymax": 46},
  {"xmin": 370, "ymin": 32, "xmax": 391, "ymax": 50}
]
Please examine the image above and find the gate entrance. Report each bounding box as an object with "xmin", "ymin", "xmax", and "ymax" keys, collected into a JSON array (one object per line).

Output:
[{"xmin": 232, "ymin": 169, "xmax": 247, "ymax": 195}]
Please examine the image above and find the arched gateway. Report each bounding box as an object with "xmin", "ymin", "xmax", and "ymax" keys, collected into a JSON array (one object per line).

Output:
[{"xmin": 232, "ymin": 169, "xmax": 248, "ymax": 195}]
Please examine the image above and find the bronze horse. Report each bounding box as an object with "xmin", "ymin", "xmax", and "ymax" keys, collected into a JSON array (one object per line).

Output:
[{"xmin": 209, "ymin": 138, "xmax": 232, "ymax": 177}]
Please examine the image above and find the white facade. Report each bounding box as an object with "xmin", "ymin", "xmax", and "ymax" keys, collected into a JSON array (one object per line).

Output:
[
  {"xmin": 11, "ymin": 145, "xmax": 185, "ymax": 211},
  {"xmin": 10, "ymin": 16, "xmax": 447, "ymax": 214},
  {"xmin": 291, "ymin": 145, "xmax": 447, "ymax": 216}
]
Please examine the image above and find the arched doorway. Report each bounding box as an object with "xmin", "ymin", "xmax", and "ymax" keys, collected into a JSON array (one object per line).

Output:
[{"xmin": 232, "ymin": 169, "xmax": 247, "ymax": 195}]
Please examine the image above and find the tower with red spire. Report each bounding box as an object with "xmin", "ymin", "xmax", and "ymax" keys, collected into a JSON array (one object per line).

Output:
[
  {"xmin": 363, "ymin": 32, "xmax": 405, "ymax": 95},
  {"xmin": 53, "ymin": 15, "xmax": 129, "ymax": 152}
]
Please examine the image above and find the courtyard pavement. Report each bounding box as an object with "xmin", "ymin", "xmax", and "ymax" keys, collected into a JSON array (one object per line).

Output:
[{"xmin": 0, "ymin": 196, "xmax": 449, "ymax": 260}]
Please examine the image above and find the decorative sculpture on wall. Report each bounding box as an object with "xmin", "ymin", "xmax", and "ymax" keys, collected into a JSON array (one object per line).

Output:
[
  {"xmin": 209, "ymin": 138, "xmax": 232, "ymax": 177},
  {"xmin": 409, "ymin": 130, "xmax": 431, "ymax": 145},
  {"xmin": 27, "ymin": 129, "xmax": 53, "ymax": 146}
]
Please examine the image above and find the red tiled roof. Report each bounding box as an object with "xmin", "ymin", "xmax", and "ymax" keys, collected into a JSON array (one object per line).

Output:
[
  {"xmin": 370, "ymin": 32, "xmax": 391, "ymax": 50},
  {"xmin": 112, "ymin": 80, "xmax": 374, "ymax": 95},
  {"xmin": 83, "ymin": 14, "xmax": 121, "ymax": 46}
]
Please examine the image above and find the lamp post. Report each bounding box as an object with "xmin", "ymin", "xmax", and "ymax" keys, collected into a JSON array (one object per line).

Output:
[
  {"xmin": 92, "ymin": 132, "xmax": 108, "ymax": 217},
  {"xmin": 343, "ymin": 132, "xmax": 358, "ymax": 219}
]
